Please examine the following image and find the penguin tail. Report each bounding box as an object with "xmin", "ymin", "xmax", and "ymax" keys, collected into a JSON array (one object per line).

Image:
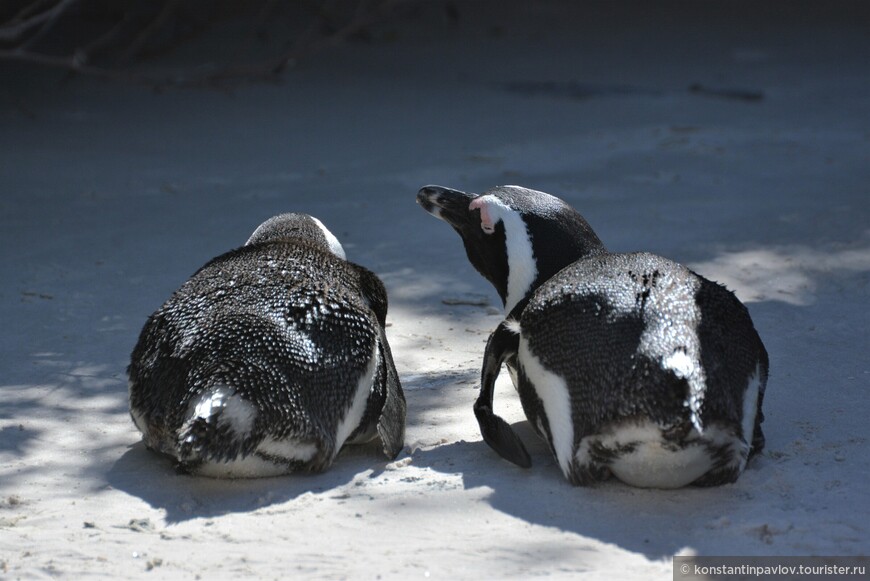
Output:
[
  {"xmin": 177, "ymin": 416, "xmax": 218, "ymax": 462},
  {"xmin": 176, "ymin": 384, "xmax": 258, "ymax": 464},
  {"xmin": 177, "ymin": 415, "xmax": 249, "ymax": 466},
  {"xmin": 476, "ymin": 320, "xmax": 531, "ymax": 468}
]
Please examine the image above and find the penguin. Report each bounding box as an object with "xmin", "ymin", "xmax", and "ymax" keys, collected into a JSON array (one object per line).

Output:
[
  {"xmin": 417, "ymin": 185, "xmax": 768, "ymax": 488},
  {"xmin": 127, "ymin": 213, "xmax": 406, "ymax": 478}
]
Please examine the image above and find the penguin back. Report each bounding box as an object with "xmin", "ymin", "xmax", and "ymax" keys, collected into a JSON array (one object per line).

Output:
[{"xmin": 128, "ymin": 218, "xmax": 402, "ymax": 476}]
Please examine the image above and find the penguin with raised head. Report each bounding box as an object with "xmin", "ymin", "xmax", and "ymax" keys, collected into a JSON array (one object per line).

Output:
[
  {"xmin": 128, "ymin": 213, "xmax": 406, "ymax": 478},
  {"xmin": 417, "ymin": 185, "xmax": 768, "ymax": 487}
]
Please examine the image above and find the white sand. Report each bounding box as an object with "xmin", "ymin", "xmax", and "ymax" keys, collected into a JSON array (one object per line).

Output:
[{"xmin": 1, "ymin": 1, "xmax": 868, "ymax": 578}]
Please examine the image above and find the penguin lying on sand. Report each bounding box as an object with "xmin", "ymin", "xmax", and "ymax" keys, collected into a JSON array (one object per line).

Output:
[
  {"xmin": 417, "ymin": 185, "xmax": 768, "ymax": 488},
  {"xmin": 128, "ymin": 213, "xmax": 406, "ymax": 478}
]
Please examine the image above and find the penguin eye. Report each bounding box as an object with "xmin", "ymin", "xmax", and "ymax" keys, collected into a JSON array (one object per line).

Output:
[{"xmin": 469, "ymin": 198, "xmax": 497, "ymax": 235}]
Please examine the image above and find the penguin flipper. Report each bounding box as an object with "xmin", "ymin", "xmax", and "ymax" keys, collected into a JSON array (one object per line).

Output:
[
  {"xmin": 356, "ymin": 265, "xmax": 389, "ymax": 328},
  {"xmin": 475, "ymin": 321, "xmax": 531, "ymax": 468},
  {"xmin": 376, "ymin": 331, "xmax": 406, "ymax": 459},
  {"xmin": 474, "ymin": 400, "xmax": 531, "ymax": 468}
]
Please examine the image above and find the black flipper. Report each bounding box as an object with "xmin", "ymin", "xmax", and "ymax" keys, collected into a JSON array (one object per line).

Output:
[
  {"xmin": 376, "ymin": 330, "xmax": 406, "ymax": 460},
  {"xmin": 356, "ymin": 265, "xmax": 389, "ymax": 328},
  {"xmin": 474, "ymin": 320, "xmax": 531, "ymax": 468}
]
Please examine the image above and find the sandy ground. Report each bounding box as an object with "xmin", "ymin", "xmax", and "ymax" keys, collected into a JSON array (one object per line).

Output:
[{"xmin": 1, "ymin": 1, "xmax": 869, "ymax": 579}]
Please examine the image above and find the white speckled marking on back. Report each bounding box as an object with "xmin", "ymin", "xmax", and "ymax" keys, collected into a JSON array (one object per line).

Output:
[
  {"xmin": 470, "ymin": 195, "xmax": 537, "ymax": 314},
  {"xmin": 518, "ymin": 336, "xmax": 574, "ymax": 477},
  {"xmin": 662, "ymin": 350, "xmax": 695, "ymax": 380}
]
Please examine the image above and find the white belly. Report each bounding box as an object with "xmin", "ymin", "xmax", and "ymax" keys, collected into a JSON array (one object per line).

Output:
[
  {"xmin": 608, "ymin": 441, "xmax": 712, "ymax": 489},
  {"xmin": 576, "ymin": 420, "xmax": 742, "ymax": 488},
  {"xmin": 194, "ymin": 437, "xmax": 319, "ymax": 478}
]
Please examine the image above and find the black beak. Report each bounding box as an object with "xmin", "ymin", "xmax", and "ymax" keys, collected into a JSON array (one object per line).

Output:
[{"xmin": 416, "ymin": 185, "xmax": 478, "ymax": 228}]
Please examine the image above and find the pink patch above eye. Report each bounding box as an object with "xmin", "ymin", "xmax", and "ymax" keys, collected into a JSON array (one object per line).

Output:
[{"xmin": 469, "ymin": 198, "xmax": 496, "ymax": 234}]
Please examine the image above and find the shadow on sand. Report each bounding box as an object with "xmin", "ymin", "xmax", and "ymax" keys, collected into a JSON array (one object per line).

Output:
[
  {"xmin": 408, "ymin": 396, "xmax": 774, "ymax": 560},
  {"xmin": 104, "ymin": 369, "xmax": 477, "ymax": 524},
  {"xmin": 106, "ymin": 440, "xmax": 393, "ymax": 524}
]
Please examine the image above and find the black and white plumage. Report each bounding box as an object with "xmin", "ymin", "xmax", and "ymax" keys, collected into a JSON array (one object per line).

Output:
[
  {"xmin": 128, "ymin": 213, "xmax": 405, "ymax": 478},
  {"xmin": 417, "ymin": 185, "xmax": 768, "ymax": 488}
]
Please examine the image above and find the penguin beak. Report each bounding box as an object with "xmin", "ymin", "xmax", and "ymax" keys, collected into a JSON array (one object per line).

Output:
[{"xmin": 416, "ymin": 185, "xmax": 478, "ymax": 229}]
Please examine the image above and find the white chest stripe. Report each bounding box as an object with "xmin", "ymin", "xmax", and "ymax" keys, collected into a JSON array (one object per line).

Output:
[
  {"xmin": 334, "ymin": 343, "xmax": 379, "ymax": 454},
  {"xmin": 740, "ymin": 364, "xmax": 761, "ymax": 469},
  {"xmin": 519, "ymin": 336, "xmax": 574, "ymax": 477},
  {"xmin": 472, "ymin": 196, "xmax": 537, "ymax": 313}
]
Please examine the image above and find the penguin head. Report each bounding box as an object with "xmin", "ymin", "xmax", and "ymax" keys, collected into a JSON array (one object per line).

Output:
[
  {"xmin": 245, "ymin": 213, "xmax": 346, "ymax": 260},
  {"xmin": 417, "ymin": 185, "xmax": 606, "ymax": 314}
]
